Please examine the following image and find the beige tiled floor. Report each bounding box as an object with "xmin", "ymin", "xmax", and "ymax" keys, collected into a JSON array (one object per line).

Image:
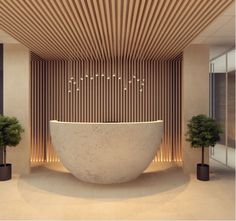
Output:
[{"xmin": 0, "ymin": 161, "xmax": 235, "ymax": 220}]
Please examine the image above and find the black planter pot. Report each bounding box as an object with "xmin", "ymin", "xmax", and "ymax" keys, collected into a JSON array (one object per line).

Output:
[
  {"xmin": 197, "ymin": 163, "xmax": 209, "ymax": 181},
  {"xmin": 0, "ymin": 164, "xmax": 12, "ymax": 181}
]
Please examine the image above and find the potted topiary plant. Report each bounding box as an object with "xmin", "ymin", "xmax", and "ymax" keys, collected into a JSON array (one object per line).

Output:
[
  {"xmin": 185, "ymin": 114, "xmax": 222, "ymax": 181},
  {"xmin": 0, "ymin": 115, "xmax": 24, "ymax": 181}
]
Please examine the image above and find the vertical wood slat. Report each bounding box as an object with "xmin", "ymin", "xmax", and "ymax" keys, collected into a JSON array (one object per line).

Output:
[
  {"xmin": 1, "ymin": 0, "xmax": 233, "ymax": 60},
  {"xmin": 30, "ymin": 57, "xmax": 182, "ymax": 163}
]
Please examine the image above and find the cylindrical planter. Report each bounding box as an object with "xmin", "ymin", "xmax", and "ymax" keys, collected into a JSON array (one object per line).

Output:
[
  {"xmin": 197, "ymin": 163, "xmax": 209, "ymax": 181},
  {"xmin": 0, "ymin": 164, "xmax": 12, "ymax": 181}
]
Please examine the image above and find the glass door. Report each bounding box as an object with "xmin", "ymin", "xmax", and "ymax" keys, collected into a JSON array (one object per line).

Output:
[{"xmin": 210, "ymin": 49, "xmax": 235, "ymax": 168}]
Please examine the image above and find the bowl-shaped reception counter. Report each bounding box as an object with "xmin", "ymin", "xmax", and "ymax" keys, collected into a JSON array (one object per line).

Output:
[{"xmin": 50, "ymin": 120, "xmax": 163, "ymax": 184}]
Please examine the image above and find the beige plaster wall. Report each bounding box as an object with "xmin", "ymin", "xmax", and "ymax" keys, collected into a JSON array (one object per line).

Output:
[
  {"xmin": 182, "ymin": 44, "xmax": 209, "ymax": 174},
  {"xmin": 3, "ymin": 44, "xmax": 30, "ymax": 175}
]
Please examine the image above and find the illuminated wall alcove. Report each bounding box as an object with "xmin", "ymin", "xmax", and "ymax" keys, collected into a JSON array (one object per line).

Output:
[{"xmin": 31, "ymin": 54, "xmax": 182, "ymax": 163}]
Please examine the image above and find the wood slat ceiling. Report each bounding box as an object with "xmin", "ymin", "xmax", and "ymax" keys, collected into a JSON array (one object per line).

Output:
[{"xmin": 0, "ymin": 0, "xmax": 233, "ymax": 60}]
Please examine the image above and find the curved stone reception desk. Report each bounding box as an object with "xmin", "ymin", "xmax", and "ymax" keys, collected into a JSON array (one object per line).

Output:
[{"xmin": 50, "ymin": 120, "xmax": 163, "ymax": 184}]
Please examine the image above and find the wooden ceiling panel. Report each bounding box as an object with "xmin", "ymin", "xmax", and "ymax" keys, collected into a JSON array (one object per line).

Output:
[{"xmin": 0, "ymin": 0, "xmax": 233, "ymax": 60}]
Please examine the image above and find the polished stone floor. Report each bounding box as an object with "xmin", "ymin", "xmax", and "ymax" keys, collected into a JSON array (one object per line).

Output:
[{"xmin": 0, "ymin": 160, "xmax": 234, "ymax": 220}]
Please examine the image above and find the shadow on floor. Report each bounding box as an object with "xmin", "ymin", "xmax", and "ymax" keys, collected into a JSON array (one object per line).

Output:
[{"xmin": 18, "ymin": 165, "xmax": 190, "ymax": 199}]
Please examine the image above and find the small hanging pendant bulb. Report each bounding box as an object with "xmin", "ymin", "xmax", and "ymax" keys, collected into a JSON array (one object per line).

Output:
[
  {"xmin": 96, "ymin": 74, "xmax": 99, "ymax": 77},
  {"xmin": 90, "ymin": 77, "xmax": 94, "ymax": 80},
  {"xmin": 124, "ymin": 87, "xmax": 127, "ymax": 91},
  {"xmin": 76, "ymin": 88, "xmax": 79, "ymax": 91},
  {"xmin": 107, "ymin": 77, "xmax": 110, "ymax": 80},
  {"xmin": 69, "ymin": 80, "xmax": 72, "ymax": 83},
  {"xmin": 73, "ymin": 82, "xmax": 76, "ymax": 85},
  {"xmin": 133, "ymin": 75, "xmax": 136, "ymax": 79},
  {"xmin": 101, "ymin": 74, "xmax": 105, "ymax": 77},
  {"xmin": 68, "ymin": 90, "xmax": 71, "ymax": 93},
  {"xmin": 71, "ymin": 77, "xmax": 74, "ymax": 80},
  {"xmin": 137, "ymin": 79, "xmax": 140, "ymax": 82},
  {"xmin": 118, "ymin": 77, "xmax": 121, "ymax": 80},
  {"xmin": 80, "ymin": 77, "xmax": 83, "ymax": 81},
  {"xmin": 140, "ymin": 89, "xmax": 143, "ymax": 92},
  {"xmin": 113, "ymin": 74, "xmax": 116, "ymax": 77},
  {"xmin": 85, "ymin": 75, "xmax": 88, "ymax": 78},
  {"xmin": 141, "ymin": 82, "xmax": 144, "ymax": 86},
  {"xmin": 129, "ymin": 80, "xmax": 132, "ymax": 84}
]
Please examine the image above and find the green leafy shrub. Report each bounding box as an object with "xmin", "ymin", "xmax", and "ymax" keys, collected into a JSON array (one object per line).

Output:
[
  {"xmin": 185, "ymin": 114, "xmax": 222, "ymax": 164},
  {"xmin": 0, "ymin": 115, "xmax": 24, "ymax": 165}
]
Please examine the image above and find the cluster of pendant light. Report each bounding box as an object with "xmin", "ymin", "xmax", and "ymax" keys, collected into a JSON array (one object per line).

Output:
[{"xmin": 67, "ymin": 73, "xmax": 145, "ymax": 94}]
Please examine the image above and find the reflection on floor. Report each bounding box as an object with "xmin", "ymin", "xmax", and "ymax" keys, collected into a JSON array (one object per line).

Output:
[
  {"xmin": 0, "ymin": 161, "xmax": 234, "ymax": 220},
  {"xmin": 211, "ymin": 143, "xmax": 235, "ymax": 168}
]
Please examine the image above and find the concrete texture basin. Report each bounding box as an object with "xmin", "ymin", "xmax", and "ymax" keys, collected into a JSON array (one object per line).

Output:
[{"xmin": 50, "ymin": 120, "xmax": 163, "ymax": 184}]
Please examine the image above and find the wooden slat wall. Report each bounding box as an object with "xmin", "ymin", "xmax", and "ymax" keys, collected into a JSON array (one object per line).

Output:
[
  {"xmin": 0, "ymin": 0, "xmax": 233, "ymax": 60},
  {"xmin": 3, "ymin": 0, "xmax": 232, "ymax": 163},
  {"xmin": 30, "ymin": 56, "xmax": 47, "ymax": 162},
  {"xmin": 31, "ymin": 57, "xmax": 182, "ymax": 162}
]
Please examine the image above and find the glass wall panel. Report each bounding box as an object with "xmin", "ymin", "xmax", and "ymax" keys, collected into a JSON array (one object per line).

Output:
[
  {"xmin": 227, "ymin": 72, "xmax": 235, "ymax": 149},
  {"xmin": 210, "ymin": 49, "xmax": 235, "ymax": 168},
  {"xmin": 213, "ymin": 73, "xmax": 226, "ymax": 146},
  {"xmin": 211, "ymin": 54, "xmax": 227, "ymax": 146},
  {"xmin": 212, "ymin": 54, "xmax": 226, "ymax": 73},
  {"xmin": 227, "ymin": 50, "xmax": 235, "ymax": 168},
  {"xmin": 227, "ymin": 49, "xmax": 235, "ymax": 72}
]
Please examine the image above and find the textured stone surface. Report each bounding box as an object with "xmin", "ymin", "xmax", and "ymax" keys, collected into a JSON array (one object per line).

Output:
[{"xmin": 50, "ymin": 121, "xmax": 163, "ymax": 184}]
